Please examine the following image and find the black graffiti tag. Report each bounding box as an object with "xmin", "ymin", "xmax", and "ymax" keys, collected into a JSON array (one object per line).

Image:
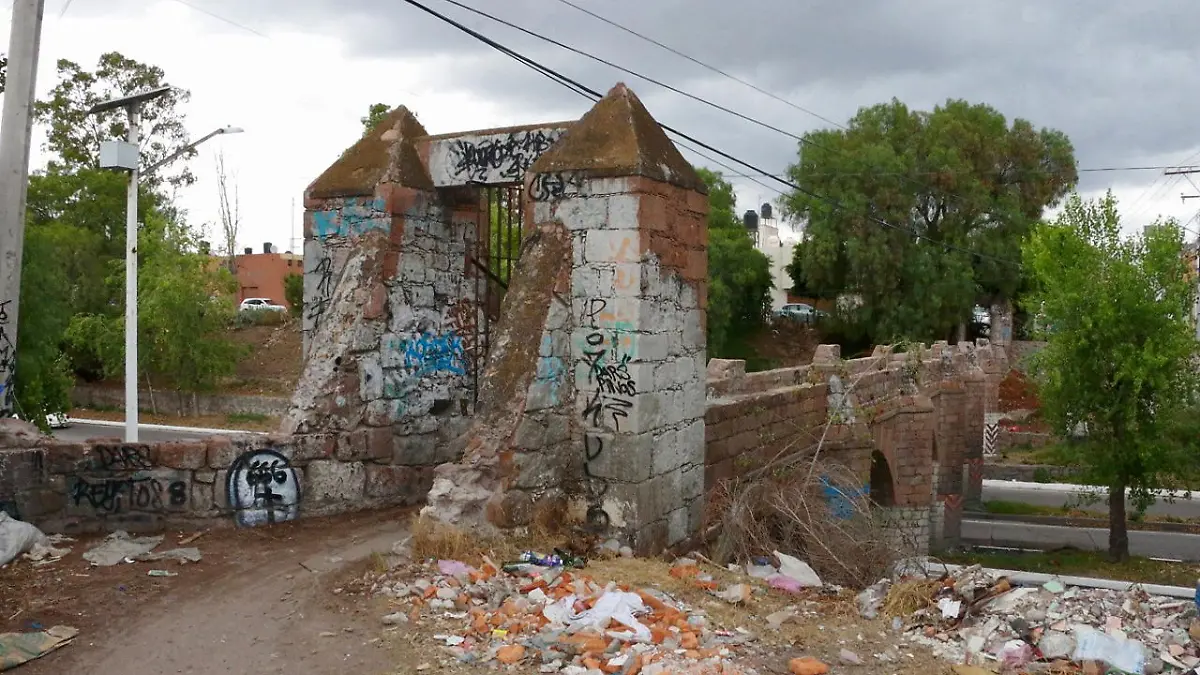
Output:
[
  {"xmin": 530, "ymin": 172, "xmax": 584, "ymax": 202},
  {"xmin": 91, "ymin": 444, "xmax": 153, "ymax": 471},
  {"xmin": 70, "ymin": 477, "xmax": 187, "ymax": 513},
  {"xmin": 449, "ymin": 130, "xmax": 559, "ymax": 182},
  {"xmin": 306, "ymin": 254, "xmax": 334, "ymax": 330}
]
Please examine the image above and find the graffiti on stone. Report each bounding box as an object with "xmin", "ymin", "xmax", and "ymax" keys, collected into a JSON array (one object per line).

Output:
[
  {"xmin": 534, "ymin": 334, "xmax": 565, "ymax": 406},
  {"xmin": 530, "ymin": 172, "xmax": 585, "ymax": 202},
  {"xmin": 446, "ymin": 129, "xmax": 562, "ymax": 184},
  {"xmin": 70, "ymin": 476, "xmax": 187, "ymax": 514},
  {"xmin": 91, "ymin": 445, "xmax": 153, "ymax": 471},
  {"xmin": 311, "ymin": 197, "xmax": 388, "ymax": 239},
  {"xmin": 581, "ymin": 435, "xmax": 611, "ymax": 529},
  {"xmin": 227, "ymin": 449, "xmax": 300, "ymax": 527},
  {"xmin": 305, "ymin": 252, "xmax": 334, "ymax": 332},
  {"xmin": 383, "ymin": 331, "xmax": 466, "ymax": 380},
  {"xmin": 446, "ymin": 301, "xmax": 479, "ymax": 372}
]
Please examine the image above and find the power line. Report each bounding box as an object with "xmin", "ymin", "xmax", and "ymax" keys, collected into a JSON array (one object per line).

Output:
[
  {"xmin": 401, "ymin": 0, "xmax": 1023, "ymax": 269},
  {"xmin": 547, "ymin": 0, "xmax": 846, "ymax": 131}
]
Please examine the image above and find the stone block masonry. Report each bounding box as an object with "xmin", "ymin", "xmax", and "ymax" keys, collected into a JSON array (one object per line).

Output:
[
  {"xmin": 0, "ymin": 420, "xmax": 437, "ymax": 534},
  {"xmin": 421, "ymin": 83, "xmax": 711, "ymax": 554},
  {"xmin": 0, "ymin": 85, "xmax": 1005, "ymax": 556}
]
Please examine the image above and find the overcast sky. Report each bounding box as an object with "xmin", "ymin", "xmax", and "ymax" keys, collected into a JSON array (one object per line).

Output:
[{"xmin": 5, "ymin": 0, "xmax": 1200, "ymax": 252}]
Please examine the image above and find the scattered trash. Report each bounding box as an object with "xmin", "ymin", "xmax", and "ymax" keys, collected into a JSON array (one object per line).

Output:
[
  {"xmin": 147, "ymin": 570, "xmax": 178, "ymax": 577},
  {"xmin": 82, "ymin": 531, "xmax": 164, "ymax": 567},
  {"xmin": 0, "ymin": 513, "xmax": 47, "ymax": 567},
  {"xmin": 381, "ymin": 612, "xmax": 408, "ymax": 626},
  {"xmin": 773, "ymin": 551, "xmax": 823, "ymax": 589},
  {"xmin": 437, "ymin": 559, "xmax": 473, "ymax": 577},
  {"xmin": 177, "ymin": 529, "xmax": 208, "ymax": 546},
  {"xmin": 0, "ymin": 624, "xmax": 78, "ymax": 670},
  {"xmin": 137, "ymin": 547, "xmax": 202, "ymax": 564},
  {"xmin": 1074, "ymin": 625, "xmax": 1146, "ymax": 674},
  {"xmin": 715, "ymin": 583, "xmax": 752, "ymax": 605}
]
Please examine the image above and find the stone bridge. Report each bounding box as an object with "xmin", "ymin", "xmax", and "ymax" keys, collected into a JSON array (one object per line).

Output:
[{"xmin": 0, "ymin": 83, "xmax": 1006, "ymax": 555}]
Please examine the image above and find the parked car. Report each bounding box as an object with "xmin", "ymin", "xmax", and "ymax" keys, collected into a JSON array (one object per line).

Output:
[
  {"xmin": 9, "ymin": 410, "xmax": 70, "ymax": 429},
  {"xmin": 239, "ymin": 298, "xmax": 287, "ymax": 313},
  {"xmin": 773, "ymin": 303, "xmax": 828, "ymax": 324}
]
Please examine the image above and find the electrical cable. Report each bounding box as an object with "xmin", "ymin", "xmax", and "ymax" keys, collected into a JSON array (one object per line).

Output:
[{"xmin": 401, "ymin": 0, "xmax": 1024, "ymax": 268}]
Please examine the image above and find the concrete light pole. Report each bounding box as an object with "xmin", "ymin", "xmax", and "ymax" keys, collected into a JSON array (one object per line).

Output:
[
  {"xmin": 88, "ymin": 86, "xmax": 243, "ymax": 441},
  {"xmin": 0, "ymin": 0, "xmax": 46, "ymax": 416}
]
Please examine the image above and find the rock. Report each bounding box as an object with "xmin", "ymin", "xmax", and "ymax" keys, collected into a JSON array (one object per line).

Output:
[
  {"xmin": 1038, "ymin": 630, "xmax": 1074, "ymax": 660},
  {"xmin": 838, "ymin": 648, "xmax": 862, "ymax": 665},
  {"xmin": 1145, "ymin": 656, "xmax": 1164, "ymax": 675},
  {"xmin": 788, "ymin": 657, "xmax": 829, "ymax": 675},
  {"xmin": 715, "ymin": 584, "xmax": 751, "ymax": 604},
  {"xmin": 497, "ymin": 644, "xmax": 526, "ymax": 664},
  {"xmin": 381, "ymin": 612, "xmax": 408, "ymax": 626},
  {"xmin": 619, "ymin": 546, "xmax": 633, "ymax": 559}
]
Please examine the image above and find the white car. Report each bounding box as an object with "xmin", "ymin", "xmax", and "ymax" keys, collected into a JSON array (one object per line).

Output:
[
  {"xmin": 11, "ymin": 411, "xmax": 70, "ymax": 429},
  {"xmin": 45, "ymin": 412, "xmax": 70, "ymax": 429},
  {"xmin": 239, "ymin": 298, "xmax": 287, "ymax": 313}
]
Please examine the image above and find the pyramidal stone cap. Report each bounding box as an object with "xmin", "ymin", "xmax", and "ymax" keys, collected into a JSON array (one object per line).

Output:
[
  {"xmin": 529, "ymin": 83, "xmax": 707, "ymax": 194},
  {"xmin": 308, "ymin": 105, "xmax": 433, "ymax": 199}
]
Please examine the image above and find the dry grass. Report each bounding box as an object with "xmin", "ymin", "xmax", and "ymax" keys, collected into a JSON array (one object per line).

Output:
[
  {"xmin": 410, "ymin": 515, "xmax": 481, "ymax": 562},
  {"xmin": 711, "ymin": 461, "xmax": 916, "ymax": 589},
  {"xmin": 882, "ymin": 578, "xmax": 940, "ymax": 617}
]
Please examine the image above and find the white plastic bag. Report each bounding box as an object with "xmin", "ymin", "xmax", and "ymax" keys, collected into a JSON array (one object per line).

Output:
[
  {"xmin": 0, "ymin": 512, "xmax": 48, "ymax": 566},
  {"xmin": 1073, "ymin": 626, "xmax": 1145, "ymax": 675},
  {"xmin": 562, "ymin": 591, "xmax": 651, "ymax": 641},
  {"xmin": 773, "ymin": 551, "xmax": 823, "ymax": 588}
]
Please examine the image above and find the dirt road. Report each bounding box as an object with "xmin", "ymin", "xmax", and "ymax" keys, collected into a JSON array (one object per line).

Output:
[{"xmin": 2, "ymin": 509, "xmax": 410, "ymax": 674}]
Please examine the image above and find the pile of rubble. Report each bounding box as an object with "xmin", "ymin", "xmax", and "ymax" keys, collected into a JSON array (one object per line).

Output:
[
  {"xmin": 860, "ymin": 563, "xmax": 1200, "ymax": 674},
  {"xmin": 360, "ymin": 547, "xmax": 874, "ymax": 675},
  {"xmin": 369, "ymin": 553, "xmax": 765, "ymax": 674}
]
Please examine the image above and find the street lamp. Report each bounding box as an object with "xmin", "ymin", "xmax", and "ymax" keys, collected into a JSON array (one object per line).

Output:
[{"xmin": 88, "ymin": 86, "xmax": 243, "ymax": 441}]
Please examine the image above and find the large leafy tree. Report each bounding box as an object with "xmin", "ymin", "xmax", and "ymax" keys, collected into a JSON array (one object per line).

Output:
[
  {"xmin": 1025, "ymin": 192, "xmax": 1200, "ymax": 561},
  {"xmin": 784, "ymin": 99, "xmax": 1077, "ymax": 342},
  {"xmin": 34, "ymin": 52, "xmax": 195, "ymax": 190},
  {"xmin": 15, "ymin": 52, "xmax": 238, "ymax": 422},
  {"xmin": 697, "ymin": 168, "xmax": 773, "ymax": 357}
]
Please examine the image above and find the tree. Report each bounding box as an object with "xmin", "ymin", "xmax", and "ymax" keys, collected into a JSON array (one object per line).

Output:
[
  {"xmin": 361, "ymin": 103, "xmax": 390, "ymax": 135},
  {"xmin": 34, "ymin": 52, "xmax": 195, "ymax": 189},
  {"xmin": 1024, "ymin": 192, "xmax": 1200, "ymax": 561},
  {"xmin": 784, "ymin": 98, "xmax": 1077, "ymax": 343},
  {"xmin": 696, "ymin": 168, "xmax": 773, "ymax": 357},
  {"xmin": 17, "ymin": 52, "xmax": 240, "ymax": 417},
  {"xmin": 215, "ymin": 150, "xmax": 240, "ymax": 271},
  {"xmin": 66, "ymin": 219, "xmax": 243, "ymax": 407},
  {"xmin": 284, "ymin": 273, "xmax": 304, "ymax": 317}
]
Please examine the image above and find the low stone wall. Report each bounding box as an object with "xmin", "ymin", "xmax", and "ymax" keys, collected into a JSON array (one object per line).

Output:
[
  {"xmin": 72, "ymin": 384, "xmax": 290, "ymax": 418},
  {"xmin": 0, "ymin": 422, "xmax": 439, "ymax": 534},
  {"xmin": 702, "ymin": 341, "xmax": 1005, "ymax": 554},
  {"xmin": 997, "ymin": 429, "xmax": 1055, "ymax": 453},
  {"xmin": 982, "ymin": 463, "xmax": 1078, "ymax": 483}
]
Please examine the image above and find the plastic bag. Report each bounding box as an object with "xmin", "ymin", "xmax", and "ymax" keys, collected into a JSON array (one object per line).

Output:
[
  {"xmin": 0, "ymin": 512, "xmax": 47, "ymax": 566},
  {"xmin": 773, "ymin": 551, "xmax": 823, "ymax": 588},
  {"xmin": 555, "ymin": 591, "xmax": 651, "ymax": 641},
  {"xmin": 1073, "ymin": 626, "xmax": 1145, "ymax": 675}
]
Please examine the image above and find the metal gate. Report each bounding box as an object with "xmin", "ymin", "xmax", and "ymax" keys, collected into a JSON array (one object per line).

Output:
[{"xmin": 466, "ymin": 185, "xmax": 525, "ymax": 404}]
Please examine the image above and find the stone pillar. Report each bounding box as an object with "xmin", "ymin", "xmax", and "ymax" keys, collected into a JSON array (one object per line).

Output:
[
  {"xmin": 526, "ymin": 84, "xmax": 709, "ymax": 553},
  {"xmin": 989, "ymin": 299, "xmax": 1014, "ymax": 356}
]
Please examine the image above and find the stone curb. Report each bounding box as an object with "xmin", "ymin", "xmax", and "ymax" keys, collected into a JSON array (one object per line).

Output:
[{"xmin": 964, "ymin": 511, "xmax": 1200, "ymax": 534}]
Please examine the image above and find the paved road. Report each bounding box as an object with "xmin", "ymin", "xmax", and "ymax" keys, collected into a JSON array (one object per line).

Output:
[
  {"xmin": 962, "ymin": 519, "xmax": 1200, "ymax": 561},
  {"xmin": 51, "ymin": 421, "xmax": 237, "ymax": 443},
  {"xmin": 982, "ymin": 480, "xmax": 1200, "ymax": 520}
]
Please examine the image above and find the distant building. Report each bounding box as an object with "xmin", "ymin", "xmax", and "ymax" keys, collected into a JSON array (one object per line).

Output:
[
  {"xmin": 219, "ymin": 243, "xmax": 302, "ymax": 308},
  {"xmin": 746, "ymin": 203, "xmax": 800, "ymax": 311}
]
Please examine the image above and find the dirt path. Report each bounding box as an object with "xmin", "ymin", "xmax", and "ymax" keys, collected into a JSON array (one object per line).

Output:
[{"xmin": 4, "ymin": 509, "xmax": 410, "ymax": 675}]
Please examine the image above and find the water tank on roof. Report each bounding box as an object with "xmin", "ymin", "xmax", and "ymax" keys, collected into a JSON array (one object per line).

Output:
[
  {"xmin": 761, "ymin": 203, "xmax": 773, "ymax": 220},
  {"xmin": 243, "ymin": 247, "xmax": 253, "ymax": 255},
  {"xmin": 743, "ymin": 209, "xmax": 759, "ymax": 231},
  {"xmin": 263, "ymin": 242, "xmax": 274, "ymax": 254}
]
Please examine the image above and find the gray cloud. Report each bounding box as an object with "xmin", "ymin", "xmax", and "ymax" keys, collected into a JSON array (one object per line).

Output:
[{"xmin": 72, "ymin": 0, "xmax": 1200, "ymax": 201}]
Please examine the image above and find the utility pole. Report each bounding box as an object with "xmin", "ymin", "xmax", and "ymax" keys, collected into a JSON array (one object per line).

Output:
[{"xmin": 0, "ymin": 0, "xmax": 46, "ymax": 416}]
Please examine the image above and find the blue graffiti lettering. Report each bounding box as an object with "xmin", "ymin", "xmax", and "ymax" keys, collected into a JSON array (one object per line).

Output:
[
  {"xmin": 385, "ymin": 331, "xmax": 466, "ymax": 379},
  {"xmin": 311, "ymin": 197, "xmax": 389, "ymax": 238}
]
